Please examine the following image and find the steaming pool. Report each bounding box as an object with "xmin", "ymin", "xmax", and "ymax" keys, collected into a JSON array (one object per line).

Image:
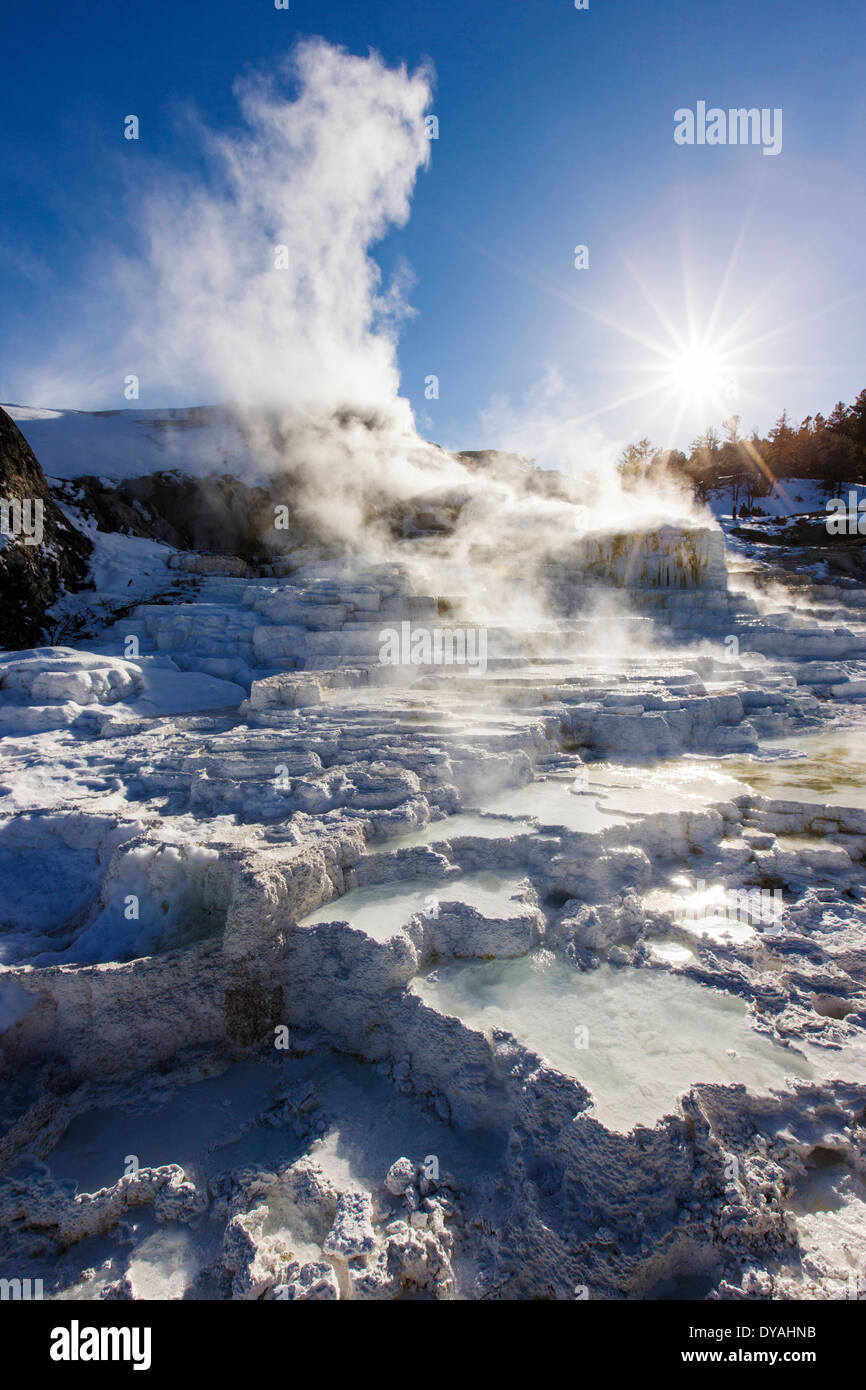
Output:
[
  {"xmin": 643, "ymin": 884, "xmax": 763, "ymax": 945},
  {"xmin": 413, "ymin": 952, "xmax": 813, "ymax": 1131},
  {"xmin": 385, "ymin": 811, "xmax": 536, "ymax": 848},
  {"xmin": 476, "ymin": 759, "xmax": 751, "ymax": 832},
  {"xmin": 721, "ymin": 728, "xmax": 866, "ymax": 810},
  {"xmin": 296, "ymin": 869, "xmax": 532, "ymax": 941}
]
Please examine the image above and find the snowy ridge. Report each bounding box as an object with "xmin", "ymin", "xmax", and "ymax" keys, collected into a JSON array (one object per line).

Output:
[{"xmin": 4, "ymin": 404, "xmax": 269, "ymax": 484}]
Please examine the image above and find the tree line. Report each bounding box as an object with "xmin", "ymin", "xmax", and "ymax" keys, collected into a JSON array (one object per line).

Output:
[{"xmin": 618, "ymin": 388, "xmax": 866, "ymax": 515}]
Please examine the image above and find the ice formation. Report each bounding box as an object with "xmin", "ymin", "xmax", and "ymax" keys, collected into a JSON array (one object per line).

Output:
[{"xmin": 1, "ymin": 417, "xmax": 866, "ymax": 1303}]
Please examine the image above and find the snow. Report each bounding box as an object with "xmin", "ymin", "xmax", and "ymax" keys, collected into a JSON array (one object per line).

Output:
[
  {"xmin": 708, "ymin": 476, "xmax": 866, "ymax": 521},
  {"xmin": 73, "ymin": 527, "xmax": 177, "ymax": 603},
  {"xmin": 5, "ymin": 403, "xmax": 268, "ymax": 483},
  {"xmin": 0, "ymin": 649, "xmax": 244, "ymax": 735},
  {"xmin": 42, "ymin": 841, "xmax": 228, "ymax": 966}
]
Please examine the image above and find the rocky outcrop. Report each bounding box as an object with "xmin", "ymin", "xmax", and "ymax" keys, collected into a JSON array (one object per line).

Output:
[
  {"xmin": 0, "ymin": 408, "xmax": 91, "ymax": 649},
  {"xmin": 54, "ymin": 470, "xmax": 299, "ymax": 564}
]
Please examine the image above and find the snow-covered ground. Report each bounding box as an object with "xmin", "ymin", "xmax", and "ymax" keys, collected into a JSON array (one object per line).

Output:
[
  {"xmin": 2, "ymin": 422, "xmax": 866, "ymax": 1302},
  {"xmin": 3, "ymin": 404, "xmax": 269, "ymax": 483},
  {"xmin": 708, "ymin": 476, "xmax": 866, "ymax": 522}
]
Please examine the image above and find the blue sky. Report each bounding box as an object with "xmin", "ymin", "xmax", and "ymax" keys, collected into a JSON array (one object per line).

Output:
[{"xmin": 1, "ymin": 0, "xmax": 864, "ymax": 461}]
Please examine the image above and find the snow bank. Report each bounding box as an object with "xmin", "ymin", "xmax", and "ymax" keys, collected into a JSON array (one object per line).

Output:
[
  {"xmin": 0, "ymin": 648, "xmax": 244, "ymax": 732},
  {"xmin": 5, "ymin": 404, "xmax": 267, "ymax": 483}
]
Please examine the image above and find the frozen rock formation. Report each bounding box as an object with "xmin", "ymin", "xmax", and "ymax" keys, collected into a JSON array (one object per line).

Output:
[
  {"xmin": 0, "ymin": 407, "xmax": 92, "ymax": 648},
  {"xmin": 1, "ymin": 414, "xmax": 866, "ymax": 1301}
]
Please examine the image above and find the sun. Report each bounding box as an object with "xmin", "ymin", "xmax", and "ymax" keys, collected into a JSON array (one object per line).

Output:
[
  {"xmin": 468, "ymin": 203, "xmax": 828, "ymax": 456},
  {"xmin": 667, "ymin": 344, "xmax": 727, "ymax": 400}
]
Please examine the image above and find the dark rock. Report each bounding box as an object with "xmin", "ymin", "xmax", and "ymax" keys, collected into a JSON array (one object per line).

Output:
[{"xmin": 0, "ymin": 408, "xmax": 92, "ymax": 650}]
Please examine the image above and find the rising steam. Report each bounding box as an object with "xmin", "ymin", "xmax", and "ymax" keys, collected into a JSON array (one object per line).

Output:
[{"xmin": 15, "ymin": 37, "xmax": 709, "ymax": 579}]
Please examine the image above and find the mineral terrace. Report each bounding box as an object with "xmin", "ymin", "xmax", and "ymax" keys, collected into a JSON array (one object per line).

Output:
[{"xmin": 1, "ymin": 412, "xmax": 865, "ymax": 1302}]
